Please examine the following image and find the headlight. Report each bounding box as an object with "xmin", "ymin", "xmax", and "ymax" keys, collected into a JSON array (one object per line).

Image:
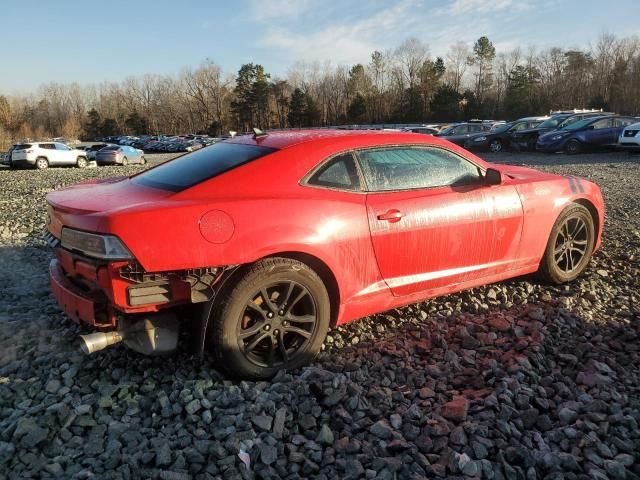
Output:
[
  {"xmin": 61, "ymin": 228, "xmax": 133, "ymax": 260},
  {"xmin": 474, "ymin": 136, "xmax": 487, "ymax": 142}
]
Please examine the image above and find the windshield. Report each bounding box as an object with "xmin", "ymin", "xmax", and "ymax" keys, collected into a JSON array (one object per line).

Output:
[
  {"xmin": 492, "ymin": 122, "xmax": 513, "ymax": 133},
  {"xmin": 439, "ymin": 125, "xmax": 457, "ymax": 135},
  {"xmin": 132, "ymin": 142, "xmax": 276, "ymax": 192},
  {"xmin": 538, "ymin": 117, "xmax": 566, "ymax": 129},
  {"xmin": 563, "ymin": 118, "xmax": 594, "ymax": 131}
]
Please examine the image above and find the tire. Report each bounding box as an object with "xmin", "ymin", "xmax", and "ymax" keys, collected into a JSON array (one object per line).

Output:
[
  {"xmin": 35, "ymin": 157, "xmax": 49, "ymax": 170},
  {"xmin": 122, "ymin": 157, "xmax": 128, "ymax": 166},
  {"xmin": 537, "ymin": 204, "xmax": 595, "ymax": 284},
  {"xmin": 76, "ymin": 156, "xmax": 87, "ymax": 168},
  {"xmin": 489, "ymin": 139, "xmax": 503, "ymax": 153},
  {"xmin": 140, "ymin": 156, "xmax": 146, "ymax": 165},
  {"xmin": 565, "ymin": 140, "xmax": 581, "ymax": 155},
  {"xmin": 210, "ymin": 258, "xmax": 331, "ymax": 379}
]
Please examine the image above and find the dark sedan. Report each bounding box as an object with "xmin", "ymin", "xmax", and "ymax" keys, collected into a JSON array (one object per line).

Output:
[
  {"xmin": 537, "ymin": 116, "xmax": 637, "ymax": 154},
  {"xmin": 465, "ymin": 117, "xmax": 547, "ymax": 152},
  {"xmin": 435, "ymin": 122, "xmax": 491, "ymax": 146},
  {"xmin": 511, "ymin": 112, "xmax": 614, "ymax": 151}
]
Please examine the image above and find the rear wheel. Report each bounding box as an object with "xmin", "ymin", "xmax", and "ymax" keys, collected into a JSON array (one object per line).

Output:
[
  {"xmin": 565, "ymin": 140, "xmax": 582, "ymax": 155},
  {"xmin": 538, "ymin": 204, "xmax": 595, "ymax": 284},
  {"xmin": 35, "ymin": 157, "xmax": 49, "ymax": 170},
  {"xmin": 140, "ymin": 156, "xmax": 146, "ymax": 165},
  {"xmin": 210, "ymin": 258, "xmax": 330, "ymax": 379},
  {"xmin": 76, "ymin": 156, "xmax": 87, "ymax": 168},
  {"xmin": 489, "ymin": 139, "xmax": 503, "ymax": 153}
]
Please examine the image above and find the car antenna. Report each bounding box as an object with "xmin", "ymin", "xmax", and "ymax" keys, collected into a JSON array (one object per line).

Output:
[{"xmin": 253, "ymin": 128, "xmax": 267, "ymax": 138}]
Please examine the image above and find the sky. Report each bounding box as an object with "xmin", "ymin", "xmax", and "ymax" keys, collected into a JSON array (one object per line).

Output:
[{"xmin": 1, "ymin": 0, "xmax": 638, "ymax": 94}]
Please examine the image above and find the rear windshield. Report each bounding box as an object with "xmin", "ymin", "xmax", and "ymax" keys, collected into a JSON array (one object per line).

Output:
[
  {"xmin": 14, "ymin": 144, "xmax": 32, "ymax": 150},
  {"xmin": 101, "ymin": 145, "xmax": 120, "ymax": 151},
  {"xmin": 132, "ymin": 142, "xmax": 276, "ymax": 192}
]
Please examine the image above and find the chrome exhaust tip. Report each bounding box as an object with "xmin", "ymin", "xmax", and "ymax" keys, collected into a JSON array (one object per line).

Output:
[{"xmin": 79, "ymin": 331, "xmax": 123, "ymax": 354}]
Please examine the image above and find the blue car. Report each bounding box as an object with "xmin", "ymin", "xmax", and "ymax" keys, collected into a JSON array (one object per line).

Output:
[{"xmin": 537, "ymin": 115, "xmax": 637, "ymax": 154}]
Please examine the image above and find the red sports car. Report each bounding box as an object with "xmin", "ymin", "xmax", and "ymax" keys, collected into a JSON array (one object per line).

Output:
[{"xmin": 45, "ymin": 130, "xmax": 604, "ymax": 378}]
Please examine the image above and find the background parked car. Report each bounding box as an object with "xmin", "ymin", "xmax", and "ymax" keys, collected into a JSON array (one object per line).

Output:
[
  {"xmin": 511, "ymin": 112, "xmax": 614, "ymax": 151},
  {"xmin": 401, "ymin": 126, "xmax": 439, "ymax": 135},
  {"xmin": 465, "ymin": 116, "xmax": 548, "ymax": 152},
  {"xmin": 96, "ymin": 145, "xmax": 145, "ymax": 166},
  {"xmin": 85, "ymin": 143, "xmax": 110, "ymax": 161},
  {"xmin": 618, "ymin": 121, "xmax": 640, "ymax": 152},
  {"xmin": 537, "ymin": 115, "xmax": 638, "ymax": 154},
  {"xmin": 435, "ymin": 122, "xmax": 492, "ymax": 146},
  {"xmin": 11, "ymin": 142, "xmax": 90, "ymax": 169}
]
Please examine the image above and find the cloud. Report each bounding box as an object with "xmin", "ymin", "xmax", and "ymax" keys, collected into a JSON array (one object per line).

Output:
[
  {"xmin": 446, "ymin": 0, "xmax": 527, "ymax": 14},
  {"xmin": 247, "ymin": 0, "xmax": 316, "ymax": 20},
  {"xmin": 259, "ymin": 1, "xmax": 420, "ymax": 65}
]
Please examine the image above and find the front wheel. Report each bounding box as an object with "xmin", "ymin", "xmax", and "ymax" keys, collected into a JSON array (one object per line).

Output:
[
  {"xmin": 122, "ymin": 157, "xmax": 128, "ymax": 166},
  {"xmin": 140, "ymin": 156, "xmax": 146, "ymax": 165},
  {"xmin": 538, "ymin": 204, "xmax": 595, "ymax": 284},
  {"xmin": 76, "ymin": 156, "xmax": 87, "ymax": 168},
  {"xmin": 210, "ymin": 258, "xmax": 330, "ymax": 379},
  {"xmin": 489, "ymin": 139, "xmax": 503, "ymax": 153},
  {"xmin": 565, "ymin": 140, "xmax": 581, "ymax": 155}
]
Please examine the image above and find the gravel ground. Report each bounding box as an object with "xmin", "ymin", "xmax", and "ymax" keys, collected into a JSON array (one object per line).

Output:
[{"xmin": 0, "ymin": 151, "xmax": 638, "ymax": 479}]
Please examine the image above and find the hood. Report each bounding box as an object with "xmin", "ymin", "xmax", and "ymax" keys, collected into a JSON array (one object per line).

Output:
[
  {"xmin": 46, "ymin": 176, "xmax": 172, "ymax": 215},
  {"xmin": 493, "ymin": 163, "xmax": 556, "ymax": 181}
]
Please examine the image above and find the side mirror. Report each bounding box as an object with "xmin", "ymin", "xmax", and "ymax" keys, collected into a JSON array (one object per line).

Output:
[
  {"xmin": 588, "ymin": 125, "xmax": 595, "ymax": 130},
  {"xmin": 484, "ymin": 167, "xmax": 502, "ymax": 185}
]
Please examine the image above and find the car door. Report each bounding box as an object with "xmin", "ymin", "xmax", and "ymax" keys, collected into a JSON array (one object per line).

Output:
[
  {"xmin": 38, "ymin": 143, "xmax": 57, "ymax": 163},
  {"xmin": 53, "ymin": 143, "xmax": 72, "ymax": 165},
  {"xmin": 586, "ymin": 118, "xmax": 616, "ymax": 146},
  {"xmin": 359, "ymin": 146, "xmax": 524, "ymax": 297},
  {"xmin": 613, "ymin": 117, "xmax": 634, "ymax": 143}
]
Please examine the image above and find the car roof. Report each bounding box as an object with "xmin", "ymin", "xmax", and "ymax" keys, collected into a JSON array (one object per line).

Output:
[{"xmin": 225, "ymin": 129, "xmax": 412, "ymax": 150}]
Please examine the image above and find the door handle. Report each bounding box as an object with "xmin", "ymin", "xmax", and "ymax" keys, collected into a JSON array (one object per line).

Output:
[{"xmin": 377, "ymin": 209, "xmax": 405, "ymax": 223}]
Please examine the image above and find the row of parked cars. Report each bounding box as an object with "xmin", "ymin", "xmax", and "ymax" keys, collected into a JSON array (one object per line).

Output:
[
  {"xmin": 2, "ymin": 142, "xmax": 146, "ymax": 169},
  {"xmin": 1, "ymin": 133, "xmax": 224, "ymax": 169},
  {"xmin": 97, "ymin": 134, "xmax": 220, "ymax": 153},
  {"xmin": 427, "ymin": 110, "xmax": 640, "ymax": 154}
]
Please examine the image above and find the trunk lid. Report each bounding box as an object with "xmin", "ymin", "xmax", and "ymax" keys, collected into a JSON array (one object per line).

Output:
[{"xmin": 46, "ymin": 176, "xmax": 173, "ymax": 236}]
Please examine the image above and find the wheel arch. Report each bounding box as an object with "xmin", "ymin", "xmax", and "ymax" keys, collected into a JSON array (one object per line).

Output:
[
  {"xmin": 196, "ymin": 250, "xmax": 342, "ymax": 357},
  {"xmin": 573, "ymin": 197, "xmax": 600, "ymax": 240},
  {"xmin": 263, "ymin": 251, "xmax": 341, "ymax": 328}
]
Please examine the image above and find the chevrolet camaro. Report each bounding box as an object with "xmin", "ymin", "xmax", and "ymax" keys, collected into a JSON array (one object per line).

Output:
[{"xmin": 45, "ymin": 130, "xmax": 604, "ymax": 378}]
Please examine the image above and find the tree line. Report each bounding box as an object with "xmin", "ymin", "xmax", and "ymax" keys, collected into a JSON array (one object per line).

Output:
[{"xmin": 1, "ymin": 33, "xmax": 639, "ymax": 148}]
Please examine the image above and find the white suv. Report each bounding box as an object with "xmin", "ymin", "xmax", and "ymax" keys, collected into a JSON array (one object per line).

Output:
[
  {"xmin": 11, "ymin": 142, "xmax": 90, "ymax": 169},
  {"xmin": 619, "ymin": 122, "xmax": 640, "ymax": 151}
]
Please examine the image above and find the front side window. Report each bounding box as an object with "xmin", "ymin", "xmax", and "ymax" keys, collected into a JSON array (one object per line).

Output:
[
  {"xmin": 592, "ymin": 119, "xmax": 611, "ymax": 129},
  {"xmin": 133, "ymin": 142, "xmax": 276, "ymax": 192},
  {"xmin": 307, "ymin": 153, "xmax": 361, "ymax": 191},
  {"xmin": 55, "ymin": 143, "xmax": 70, "ymax": 151},
  {"xmin": 357, "ymin": 147, "xmax": 481, "ymax": 192}
]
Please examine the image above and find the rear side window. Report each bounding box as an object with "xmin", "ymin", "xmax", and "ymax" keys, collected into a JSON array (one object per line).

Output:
[
  {"xmin": 38, "ymin": 143, "xmax": 55, "ymax": 149},
  {"xmin": 133, "ymin": 142, "xmax": 276, "ymax": 192},
  {"xmin": 307, "ymin": 153, "xmax": 361, "ymax": 191}
]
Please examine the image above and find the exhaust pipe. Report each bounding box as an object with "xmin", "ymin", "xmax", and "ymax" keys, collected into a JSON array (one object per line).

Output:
[
  {"xmin": 78, "ymin": 312, "xmax": 179, "ymax": 356},
  {"xmin": 79, "ymin": 331, "xmax": 123, "ymax": 354}
]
